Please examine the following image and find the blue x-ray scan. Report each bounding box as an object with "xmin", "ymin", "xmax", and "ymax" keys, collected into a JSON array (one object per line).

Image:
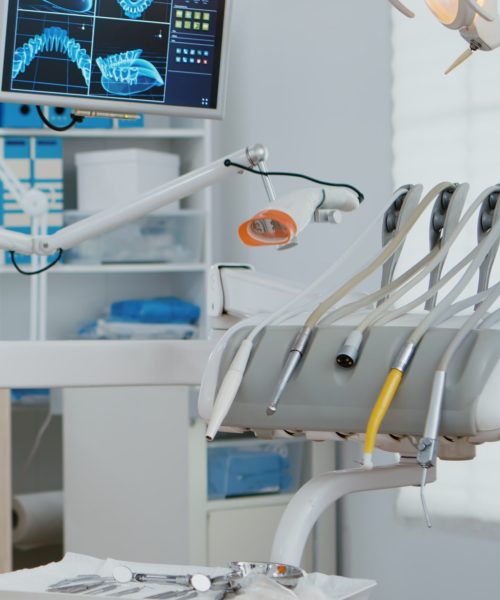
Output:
[
  {"xmin": 115, "ymin": 0, "xmax": 154, "ymax": 19},
  {"xmin": 43, "ymin": 0, "xmax": 94, "ymax": 12},
  {"xmin": 12, "ymin": 25, "xmax": 91, "ymax": 87},
  {"xmin": 96, "ymin": 49, "xmax": 164, "ymax": 95},
  {"xmin": 19, "ymin": 0, "xmax": 94, "ymax": 13}
]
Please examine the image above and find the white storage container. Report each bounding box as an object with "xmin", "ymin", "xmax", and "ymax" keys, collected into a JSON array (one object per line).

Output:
[
  {"xmin": 75, "ymin": 148, "xmax": 180, "ymax": 213},
  {"xmin": 63, "ymin": 211, "xmax": 204, "ymax": 264}
]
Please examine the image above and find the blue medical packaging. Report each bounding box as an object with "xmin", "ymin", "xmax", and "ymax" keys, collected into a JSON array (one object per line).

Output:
[
  {"xmin": 0, "ymin": 103, "xmax": 44, "ymax": 128},
  {"xmin": 109, "ymin": 297, "xmax": 200, "ymax": 324},
  {"xmin": 207, "ymin": 445, "xmax": 294, "ymax": 499}
]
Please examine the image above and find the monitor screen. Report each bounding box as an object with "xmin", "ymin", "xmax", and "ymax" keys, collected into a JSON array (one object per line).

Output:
[{"xmin": 0, "ymin": 0, "xmax": 230, "ymax": 118}]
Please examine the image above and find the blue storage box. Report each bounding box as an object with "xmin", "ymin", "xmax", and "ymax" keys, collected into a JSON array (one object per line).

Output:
[
  {"xmin": 207, "ymin": 440, "xmax": 304, "ymax": 500},
  {"xmin": 117, "ymin": 115, "xmax": 145, "ymax": 128},
  {"xmin": 0, "ymin": 103, "xmax": 44, "ymax": 128}
]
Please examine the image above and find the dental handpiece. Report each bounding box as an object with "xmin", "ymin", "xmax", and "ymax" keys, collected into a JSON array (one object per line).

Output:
[{"xmin": 417, "ymin": 280, "xmax": 500, "ymax": 470}]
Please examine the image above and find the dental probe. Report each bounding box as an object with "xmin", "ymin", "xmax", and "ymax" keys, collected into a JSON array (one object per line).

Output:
[
  {"xmin": 363, "ymin": 208, "xmax": 500, "ymax": 468},
  {"xmin": 265, "ymin": 182, "xmax": 453, "ymax": 416},
  {"xmin": 417, "ymin": 280, "xmax": 500, "ymax": 476},
  {"xmin": 204, "ymin": 185, "xmax": 424, "ymax": 439},
  {"xmin": 337, "ymin": 185, "xmax": 500, "ymax": 367}
]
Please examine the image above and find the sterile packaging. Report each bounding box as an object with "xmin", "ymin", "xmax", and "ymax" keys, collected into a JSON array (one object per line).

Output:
[
  {"xmin": 207, "ymin": 438, "xmax": 304, "ymax": 499},
  {"xmin": 63, "ymin": 211, "xmax": 204, "ymax": 264},
  {"xmin": 75, "ymin": 147, "xmax": 180, "ymax": 213},
  {"xmin": 77, "ymin": 297, "xmax": 200, "ymax": 340},
  {"xmin": 95, "ymin": 320, "xmax": 198, "ymax": 340}
]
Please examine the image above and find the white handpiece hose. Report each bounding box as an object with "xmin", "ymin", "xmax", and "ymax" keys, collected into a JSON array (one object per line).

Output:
[
  {"xmin": 479, "ymin": 306, "xmax": 500, "ymax": 329},
  {"xmin": 304, "ymin": 183, "xmax": 452, "ymax": 329},
  {"xmin": 318, "ymin": 247, "xmax": 440, "ymax": 328},
  {"xmin": 370, "ymin": 245, "xmax": 475, "ymax": 328},
  {"xmin": 379, "ymin": 286, "xmax": 491, "ymax": 329},
  {"xmin": 409, "ymin": 213, "xmax": 500, "ymax": 345}
]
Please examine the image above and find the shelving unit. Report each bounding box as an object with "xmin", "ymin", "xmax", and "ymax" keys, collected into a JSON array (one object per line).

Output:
[
  {"xmin": 1, "ymin": 119, "xmax": 337, "ymax": 572},
  {"xmin": 0, "ymin": 116, "xmax": 213, "ymax": 341}
]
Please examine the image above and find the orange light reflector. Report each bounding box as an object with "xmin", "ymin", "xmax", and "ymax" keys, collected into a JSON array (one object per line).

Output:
[{"xmin": 238, "ymin": 209, "xmax": 297, "ymax": 247}]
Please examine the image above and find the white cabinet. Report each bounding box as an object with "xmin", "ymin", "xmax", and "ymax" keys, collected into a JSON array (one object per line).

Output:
[
  {"xmin": 63, "ymin": 388, "xmax": 335, "ymax": 571},
  {"xmin": 0, "ymin": 117, "xmax": 213, "ymax": 340}
]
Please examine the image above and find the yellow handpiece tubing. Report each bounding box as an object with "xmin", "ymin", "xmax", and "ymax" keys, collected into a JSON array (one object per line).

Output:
[{"xmin": 364, "ymin": 368, "xmax": 404, "ymax": 456}]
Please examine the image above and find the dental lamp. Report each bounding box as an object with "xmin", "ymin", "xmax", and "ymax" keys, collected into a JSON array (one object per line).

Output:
[
  {"xmin": 0, "ymin": 143, "xmax": 361, "ymax": 269},
  {"xmin": 238, "ymin": 188, "xmax": 359, "ymax": 248},
  {"xmin": 389, "ymin": 0, "xmax": 500, "ymax": 72}
]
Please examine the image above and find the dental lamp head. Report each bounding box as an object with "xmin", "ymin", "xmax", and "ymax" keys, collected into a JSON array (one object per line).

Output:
[
  {"xmin": 238, "ymin": 187, "xmax": 360, "ymax": 248},
  {"xmin": 390, "ymin": 0, "xmax": 500, "ymax": 72}
]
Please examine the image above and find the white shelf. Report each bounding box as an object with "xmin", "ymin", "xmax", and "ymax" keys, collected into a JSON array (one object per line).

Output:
[
  {"xmin": 0, "ymin": 263, "xmax": 207, "ymax": 274},
  {"xmin": 207, "ymin": 494, "xmax": 294, "ymax": 512},
  {"xmin": 0, "ymin": 128, "xmax": 206, "ymax": 139}
]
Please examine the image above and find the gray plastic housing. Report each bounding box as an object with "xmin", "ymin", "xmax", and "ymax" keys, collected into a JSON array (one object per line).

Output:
[{"xmin": 217, "ymin": 323, "xmax": 500, "ymax": 437}]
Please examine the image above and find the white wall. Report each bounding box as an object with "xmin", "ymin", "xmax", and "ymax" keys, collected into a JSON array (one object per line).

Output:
[
  {"xmin": 212, "ymin": 0, "xmax": 394, "ymax": 287},
  {"xmin": 210, "ymin": 4, "xmax": 500, "ymax": 600}
]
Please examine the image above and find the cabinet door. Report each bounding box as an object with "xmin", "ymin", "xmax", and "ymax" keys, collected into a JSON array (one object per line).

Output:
[{"xmin": 207, "ymin": 505, "xmax": 313, "ymax": 570}]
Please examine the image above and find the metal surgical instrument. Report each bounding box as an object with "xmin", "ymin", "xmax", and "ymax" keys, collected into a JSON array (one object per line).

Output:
[{"xmin": 113, "ymin": 566, "xmax": 212, "ymax": 592}]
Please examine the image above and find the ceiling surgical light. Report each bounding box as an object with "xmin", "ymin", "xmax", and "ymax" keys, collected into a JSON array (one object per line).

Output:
[
  {"xmin": 425, "ymin": 0, "xmax": 495, "ymax": 25},
  {"xmin": 390, "ymin": 0, "xmax": 500, "ymax": 72}
]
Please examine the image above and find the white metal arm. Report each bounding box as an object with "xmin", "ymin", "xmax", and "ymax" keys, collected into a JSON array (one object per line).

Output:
[
  {"xmin": 270, "ymin": 461, "xmax": 436, "ymax": 567},
  {"xmin": 0, "ymin": 144, "xmax": 268, "ymax": 257}
]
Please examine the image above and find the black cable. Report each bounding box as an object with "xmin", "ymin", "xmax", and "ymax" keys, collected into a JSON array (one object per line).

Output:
[
  {"xmin": 224, "ymin": 159, "xmax": 364, "ymax": 202},
  {"xmin": 36, "ymin": 106, "xmax": 84, "ymax": 132},
  {"xmin": 9, "ymin": 249, "xmax": 64, "ymax": 275}
]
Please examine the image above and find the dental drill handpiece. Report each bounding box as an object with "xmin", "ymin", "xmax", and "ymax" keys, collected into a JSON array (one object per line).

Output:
[
  {"xmin": 417, "ymin": 281, "xmax": 500, "ymax": 480},
  {"xmin": 266, "ymin": 326, "xmax": 312, "ymax": 415}
]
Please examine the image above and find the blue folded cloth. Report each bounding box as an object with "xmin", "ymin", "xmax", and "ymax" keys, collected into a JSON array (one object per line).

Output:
[{"xmin": 109, "ymin": 297, "xmax": 201, "ymax": 324}]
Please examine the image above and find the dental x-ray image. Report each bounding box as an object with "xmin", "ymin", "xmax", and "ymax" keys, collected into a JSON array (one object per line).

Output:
[
  {"xmin": 96, "ymin": 0, "xmax": 171, "ymax": 23},
  {"xmin": 90, "ymin": 18, "xmax": 168, "ymax": 100},
  {"xmin": 19, "ymin": 0, "xmax": 95, "ymax": 13},
  {"xmin": 10, "ymin": 12, "xmax": 93, "ymax": 94}
]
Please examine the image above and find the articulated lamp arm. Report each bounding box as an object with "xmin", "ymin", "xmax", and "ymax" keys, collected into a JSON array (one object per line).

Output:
[
  {"xmin": 0, "ymin": 144, "xmax": 269, "ymax": 258},
  {"xmin": 0, "ymin": 159, "xmax": 51, "ymax": 254}
]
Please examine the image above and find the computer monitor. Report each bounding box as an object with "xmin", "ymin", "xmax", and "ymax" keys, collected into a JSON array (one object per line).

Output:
[{"xmin": 0, "ymin": 0, "xmax": 230, "ymax": 119}]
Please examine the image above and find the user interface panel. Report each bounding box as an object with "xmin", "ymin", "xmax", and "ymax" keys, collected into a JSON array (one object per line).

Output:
[{"xmin": 1, "ymin": 0, "xmax": 227, "ymax": 113}]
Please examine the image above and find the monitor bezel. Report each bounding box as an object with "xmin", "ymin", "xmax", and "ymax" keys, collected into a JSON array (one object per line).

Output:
[{"xmin": 0, "ymin": 0, "xmax": 231, "ymax": 120}]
